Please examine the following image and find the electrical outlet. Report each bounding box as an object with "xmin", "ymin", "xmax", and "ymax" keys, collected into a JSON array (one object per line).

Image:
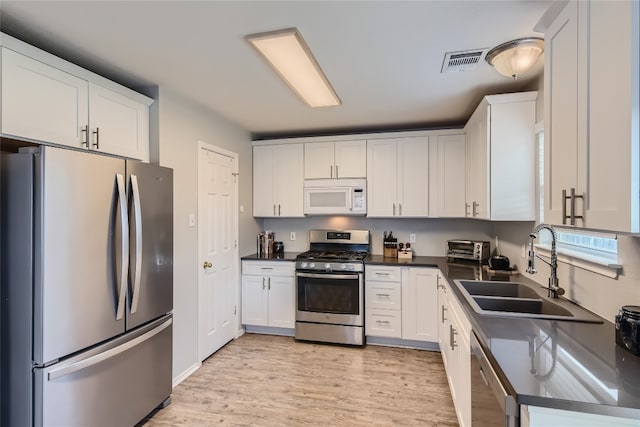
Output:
[
  {"xmin": 521, "ymin": 244, "xmax": 527, "ymax": 259},
  {"xmin": 290, "ymin": 232, "xmax": 296, "ymax": 241},
  {"xmin": 409, "ymin": 234, "xmax": 416, "ymax": 244}
]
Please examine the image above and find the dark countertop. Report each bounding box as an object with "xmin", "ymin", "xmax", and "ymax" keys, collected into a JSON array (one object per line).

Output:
[
  {"xmin": 241, "ymin": 252, "xmax": 298, "ymax": 262},
  {"xmin": 366, "ymin": 256, "xmax": 640, "ymax": 419}
]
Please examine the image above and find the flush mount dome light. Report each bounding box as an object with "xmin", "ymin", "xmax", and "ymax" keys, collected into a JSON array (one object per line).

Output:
[
  {"xmin": 485, "ymin": 37, "xmax": 544, "ymax": 80},
  {"xmin": 246, "ymin": 27, "xmax": 341, "ymax": 108}
]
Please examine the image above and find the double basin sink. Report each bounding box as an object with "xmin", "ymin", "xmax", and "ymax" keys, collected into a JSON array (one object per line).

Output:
[{"xmin": 453, "ymin": 280, "xmax": 602, "ymax": 323}]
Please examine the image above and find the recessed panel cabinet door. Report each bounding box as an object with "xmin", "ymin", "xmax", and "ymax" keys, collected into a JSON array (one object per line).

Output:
[
  {"xmin": 1, "ymin": 48, "xmax": 88, "ymax": 148},
  {"xmin": 275, "ymin": 143, "xmax": 304, "ymax": 217},
  {"xmin": 398, "ymin": 137, "xmax": 429, "ymax": 217},
  {"xmin": 334, "ymin": 140, "xmax": 367, "ymax": 178},
  {"xmin": 304, "ymin": 141, "xmax": 334, "ymax": 179},
  {"xmin": 367, "ymin": 139, "xmax": 398, "ymax": 217},
  {"xmin": 266, "ymin": 276, "xmax": 294, "ymax": 328},
  {"xmin": 253, "ymin": 145, "xmax": 277, "ymax": 217},
  {"xmin": 89, "ymin": 83, "xmax": 149, "ymax": 160},
  {"xmin": 241, "ymin": 275, "xmax": 268, "ymax": 327}
]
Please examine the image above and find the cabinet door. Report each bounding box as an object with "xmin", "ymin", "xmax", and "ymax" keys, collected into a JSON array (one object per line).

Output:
[
  {"xmin": 367, "ymin": 139, "xmax": 398, "ymax": 217},
  {"xmin": 304, "ymin": 141, "xmax": 334, "ymax": 179},
  {"xmin": 464, "ymin": 104, "xmax": 489, "ymax": 219},
  {"xmin": 585, "ymin": 0, "xmax": 637, "ymax": 232},
  {"xmin": 437, "ymin": 274, "xmax": 448, "ymax": 353},
  {"xmin": 334, "ymin": 139, "xmax": 367, "ymax": 178},
  {"xmin": 402, "ymin": 268, "xmax": 438, "ymax": 342},
  {"xmin": 398, "ymin": 137, "xmax": 429, "ymax": 217},
  {"xmin": 435, "ymin": 134, "xmax": 467, "ymax": 217},
  {"xmin": 241, "ymin": 275, "xmax": 268, "ymax": 326},
  {"xmin": 253, "ymin": 145, "xmax": 277, "ymax": 217},
  {"xmin": 89, "ymin": 83, "xmax": 149, "ymax": 160},
  {"xmin": 1, "ymin": 48, "xmax": 88, "ymax": 148},
  {"xmin": 544, "ymin": 1, "xmax": 583, "ymax": 225},
  {"xmin": 275, "ymin": 144, "xmax": 304, "ymax": 217},
  {"xmin": 266, "ymin": 276, "xmax": 294, "ymax": 328}
]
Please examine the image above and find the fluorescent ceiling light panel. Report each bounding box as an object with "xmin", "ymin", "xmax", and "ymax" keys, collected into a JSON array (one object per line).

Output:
[{"xmin": 247, "ymin": 28, "xmax": 341, "ymax": 108}]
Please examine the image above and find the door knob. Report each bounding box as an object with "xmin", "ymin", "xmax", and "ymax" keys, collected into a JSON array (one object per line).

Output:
[{"xmin": 203, "ymin": 261, "xmax": 213, "ymax": 269}]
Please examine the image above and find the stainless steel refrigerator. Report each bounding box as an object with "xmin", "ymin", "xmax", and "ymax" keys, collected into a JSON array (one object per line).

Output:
[{"xmin": 1, "ymin": 146, "xmax": 173, "ymax": 426}]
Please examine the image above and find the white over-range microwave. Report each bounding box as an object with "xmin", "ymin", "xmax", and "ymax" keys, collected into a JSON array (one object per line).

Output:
[{"xmin": 303, "ymin": 178, "xmax": 367, "ymax": 215}]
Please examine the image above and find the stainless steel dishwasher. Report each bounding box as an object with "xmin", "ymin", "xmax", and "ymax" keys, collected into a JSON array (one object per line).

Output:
[{"xmin": 470, "ymin": 331, "xmax": 520, "ymax": 426}]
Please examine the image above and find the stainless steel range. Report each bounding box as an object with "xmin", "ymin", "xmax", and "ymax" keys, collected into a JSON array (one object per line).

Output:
[{"xmin": 295, "ymin": 229, "xmax": 369, "ymax": 346}]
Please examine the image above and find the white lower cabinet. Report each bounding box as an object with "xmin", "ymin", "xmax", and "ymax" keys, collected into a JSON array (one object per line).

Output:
[
  {"xmin": 241, "ymin": 261, "xmax": 295, "ymax": 329},
  {"xmin": 439, "ymin": 278, "xmax": 471, "ymax": 427},
  {"xmin": 365, "ymin": 266, "xmax": 439, "ymax": 343}
]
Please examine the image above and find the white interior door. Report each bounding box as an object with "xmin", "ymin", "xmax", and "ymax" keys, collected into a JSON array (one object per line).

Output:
[{"xmin": 198, "ymin": 142, "xmax": 238, "ymax": 361}]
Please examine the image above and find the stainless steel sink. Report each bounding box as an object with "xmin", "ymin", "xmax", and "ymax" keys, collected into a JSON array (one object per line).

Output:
[{"xmin": 452, "ymin": 280, "xmax": 603, "ymax": 323}]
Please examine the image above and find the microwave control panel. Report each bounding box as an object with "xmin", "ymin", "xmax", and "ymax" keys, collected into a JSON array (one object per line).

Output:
[{"xmin": 353, "ymin": 189, "xmax": 365, "ymax": 211}]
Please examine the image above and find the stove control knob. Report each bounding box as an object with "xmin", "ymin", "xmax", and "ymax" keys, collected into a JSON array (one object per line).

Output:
[
  {"xmin": 341, "ymin": 264, "xmax": 347, "ymax": 270},
  {"xmin": 325, "ymin": 263, "xmax": 331, "ymax": 270},
  {"xmin": 309, "ymin": 263, "xmax": 315, "ymax": 269},
  {"xmin": 300, "ymin": 262, "xmax": 308, "ymax": 269}
]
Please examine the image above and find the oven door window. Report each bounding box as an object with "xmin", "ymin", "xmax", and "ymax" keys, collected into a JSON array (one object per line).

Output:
[{"xmin": 297, "ymin": 274, "xmax": 360, "ymax": 315}]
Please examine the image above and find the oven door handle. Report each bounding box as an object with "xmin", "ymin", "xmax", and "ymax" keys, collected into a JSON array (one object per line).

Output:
[{"xmin": 296, "ymin": 272, "xmax": 359, "ymax": 280}]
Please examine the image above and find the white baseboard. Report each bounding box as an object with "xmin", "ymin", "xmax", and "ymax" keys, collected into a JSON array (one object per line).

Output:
[
  {"xmin": 172, "ymin": 361, "xmax": 202, "ymax": 388},
  {"xmin": 236, "ymin": 327, "xmax": 245, "ymax": 338}
]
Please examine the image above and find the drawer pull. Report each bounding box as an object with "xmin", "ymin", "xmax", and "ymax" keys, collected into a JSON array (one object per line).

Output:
[
  {"xmin": 441, "ymin": 305, "xmax": 447, "ymax": 323},
  {"xmin": 375, "ymin": 272, "xmax": 390, "ymax": 276},
  {"xmin": 260, "ymin": 267, "xmax": 273, "ymax": 270},
  {"xmin": 375, "ymin": 320, "xmax": 391, "ymax": 325},
  {"xmin": 375, "ymin": 293, "xmax": 390, "ymax": 298}
]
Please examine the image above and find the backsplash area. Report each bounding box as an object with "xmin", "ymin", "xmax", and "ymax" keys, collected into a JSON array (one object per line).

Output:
[
  {"xmin": 492, "ymin": 221, "xmax": 640, "ymax": 323},
  {"xmin": 261, "ymin": 217, "xmax": 493, "ymax": 256}
]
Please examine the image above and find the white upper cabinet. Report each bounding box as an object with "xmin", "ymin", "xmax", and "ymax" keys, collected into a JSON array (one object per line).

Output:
[
  {"xmin": 464, "ymin": 92, "xmax": 537, "ymax": 221},
  {"xmin": 88, "ymin": 83, "xmax": 149, "ymax": 160},
  {"xmin": 304, "ymin": 140, "xmax": 366, "ymax": 179},
  {"xmin": 367, "ymin": 137, "xmax": 429, "ymax": 217},
  {"xmin": 1, "ymin": 35, "xmax": 152, "ymax": 161},
  {"xmin": 253, "ymin": 144, "xmax": 304, "ymax": 217},
  {"xmin": 1, "ymin": 47, "xmax": 88, "ymax": 149},
  {"xmin": 431, "ymin": 134, "xmax": 467, "ymax": 218},
  {"xmin": 544, "ymin": 0, "xmax": 640, "ymax": 232}
]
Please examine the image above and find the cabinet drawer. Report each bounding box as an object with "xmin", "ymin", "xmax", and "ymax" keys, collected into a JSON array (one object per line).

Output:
[
  {"xmin": 242, "ymin": 261, "xmax": 294, "ymax": 277},
  {"xmin": 366, "ymin": 281, "xmax": 401, "ymax": 310},
  {"xmin": 366, "ymin": 309, "xmax": 402, "ymax": 338},
  {"xmin": 365, "ymin": 266, "xmax": 401, "ymax": 282}
]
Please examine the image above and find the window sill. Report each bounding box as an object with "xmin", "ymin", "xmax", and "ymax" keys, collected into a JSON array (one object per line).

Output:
[{"xmin": 534, "ymin": 244, "xmax": 622, "ymax": 279}]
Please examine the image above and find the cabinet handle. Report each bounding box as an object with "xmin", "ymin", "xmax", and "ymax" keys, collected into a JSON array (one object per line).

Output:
[
  {"xmin": 465, "ymin": 203, "xmax": 471, "ymax": 217},
  {"xmin": 92, "ymin": 127, "xmax": 100, "ymax": 149},
  {"xmin": 450, "ymin": 324, "xmax": 458, "ymax": 350},
  {"xmin": 562, "ymin": 189, "xmax": 568, "ymax": 225},
  {"xmin": 375, "ymin": 320, "xmax": 391, "ymax": 325},
  {"xmin": 330, "ymin": 165, "xmax": 333, "ymax": 178},
  {"xmin": 81, "ymin": 125, "xmax": 89, "ymax": 147},
  {"xmin": 399, "ymin": 203, "xmax": 402, "ymax": 216},
  {"xmin": 260, "ymin": 267, "xmax": 273, "ymax": 270},
  {"xmin": 375, "ymin": 272, "xmax": 390, "ymax": 276},
  {"xmin": 278, "ymin": 204, "xmax": 281, "ymax": 216},
  {"xmin": 570, "ymin": 188, "xmax": 584, "ymax": 226},
  {"xmin": 393, "ymin": 203, "xmax": 396, "ymax": 216},
  {"xmin": 273, "ymin": 204, "xmax": 276, "ymax": 216},
  {"xmin": 262, "ymin": 277, "xmax": 266, "ymax": 290},
  {"xmin": 375, "ymin": 293, "xmax": 390, "ymax": 298},
  {"xmin": 268, "ymin": 277, "xmax": 271, "ymax": 290},
  {"xmin": 441, "ymin": 305, "xmax": 447, "ymax": 323},
  {"xmin": 472, "ymin": 201, "xmax": 479, "ymax": 217},
  {"xmin": 335, "ymin": 165, "xmax": 339, "ymax": 178}
]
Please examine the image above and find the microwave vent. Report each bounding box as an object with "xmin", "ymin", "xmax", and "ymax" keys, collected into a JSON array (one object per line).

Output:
[{"xmin": 441, "ymin": 49, "xmax": 488, "ymax": 73}]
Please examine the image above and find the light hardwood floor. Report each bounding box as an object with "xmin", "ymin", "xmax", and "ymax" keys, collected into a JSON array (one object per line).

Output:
[{"xmin": 145, "ymin": 333, "xmax": 459, "ymax": 426}]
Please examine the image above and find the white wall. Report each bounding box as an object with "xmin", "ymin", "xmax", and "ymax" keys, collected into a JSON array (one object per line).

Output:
[
  {"xmin": 155, "ymin": 87, "xmax": 260, "ymax": 383},
  {"xmin": 263, "ymin": 217, "xmax": 493, "ymax": 255}
]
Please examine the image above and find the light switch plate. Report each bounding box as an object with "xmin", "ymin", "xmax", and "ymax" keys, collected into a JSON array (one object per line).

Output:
[
  {"xmin": 290, "ymin": 232, "xmax": 296, "ymax": 241},
  {"xmin": 188, "ymin": 213, "xmax": 196, "ymax": 227},
  {"xmin": 409, "ymin": 234, "xmax": 416, "ymax": 243}
]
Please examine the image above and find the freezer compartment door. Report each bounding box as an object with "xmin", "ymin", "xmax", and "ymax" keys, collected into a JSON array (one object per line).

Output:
[
  {"xmin": 127, "ymin": 161, "xmax": 173, "ymax": 329},
  {"xmin": 37, "ymin": 147, "xmax": 127, "ymax": 363},
  {"xmin": 34, "ymin": 316, "xmax": 172, "ymax": 427}
]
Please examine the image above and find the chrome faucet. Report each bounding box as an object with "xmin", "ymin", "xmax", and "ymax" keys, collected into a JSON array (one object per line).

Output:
[{"xmin": 527, "ymin": 223, "xmax": 565, "ymax": 299}]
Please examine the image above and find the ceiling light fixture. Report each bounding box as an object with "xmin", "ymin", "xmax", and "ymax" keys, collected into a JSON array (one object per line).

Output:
[
  {"xmin": 246, "ymin": 28, "xmax": 341, "ymax": 108},
  {"xmin": 485, "ymin": 37, "xmax": 544, "ymax": 80}
]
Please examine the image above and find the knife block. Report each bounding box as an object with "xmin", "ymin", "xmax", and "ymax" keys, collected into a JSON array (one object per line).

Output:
[{"xmin": 383, "ymin": 244, "xmax": 398, "ymax": 258}]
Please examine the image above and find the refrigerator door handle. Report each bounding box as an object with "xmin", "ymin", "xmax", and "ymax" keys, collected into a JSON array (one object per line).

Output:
[
  {"xmin": 130, "ymin": 174, "xmax": 143, "ymax": 314},
  {"xmin": 115, "ymin": 173, "xmax": 129, "ymax": 321},
  {"xmin": 47, "ymin": 318, "xmax": 172, "ymax": 381}
]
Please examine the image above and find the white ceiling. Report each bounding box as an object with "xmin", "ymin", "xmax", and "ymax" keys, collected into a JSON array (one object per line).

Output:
[{"xmin": 0, "ymin": 1, "xmax": 551, "ymax": 138}]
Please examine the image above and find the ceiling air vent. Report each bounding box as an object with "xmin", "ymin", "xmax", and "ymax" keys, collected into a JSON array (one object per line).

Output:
[{"xmin": 441, "ymin": 49, "xmax": 488, "ymax": 73}]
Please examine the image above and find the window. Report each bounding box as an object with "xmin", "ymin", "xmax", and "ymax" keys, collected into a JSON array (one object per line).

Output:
[{"xmin": 535, "ymin": 122, "xmax": 621, "ymax": 278}]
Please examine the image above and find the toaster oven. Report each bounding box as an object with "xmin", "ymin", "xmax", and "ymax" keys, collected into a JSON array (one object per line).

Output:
[{"xmin": 447, "ymin": 240, "xmax": 490, "ymax": 263}]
